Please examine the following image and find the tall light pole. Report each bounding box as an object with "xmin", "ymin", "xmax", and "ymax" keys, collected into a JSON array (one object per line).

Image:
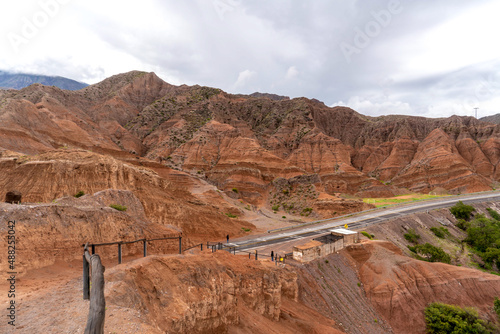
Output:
[{"xmin": 474, "ymin": 107, "xmax": 479, "ymax": 119}]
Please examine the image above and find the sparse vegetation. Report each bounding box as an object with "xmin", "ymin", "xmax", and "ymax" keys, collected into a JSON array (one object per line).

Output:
[
  {"xmin": 109, "ymin": 204, "xmax": 127, "ymax": 211},
  {"xmin": 74, "ymin": 191, "xmax": 85, "ymax": 198},
  {"xmin": 461, "ymin": 213, "xmax": 500, "ymax": 271},
  {"xmin": 430, "ymin": 226, "xmax": 450, "ymax": 239},
  {"xmin": 450, "ymin": 201, "xmax": 475, "ymax": 220},
  {"xmin": 272, "ymin": 204, "xmax": 280, "ymax": 211},
  {"xmin": 241, "ymin": 227, "xmax": 251, "ymax": 232},
  {"xmin": 413, "ymin": 243, "xmax": 451, "ymax": 264},
  {"xmin": 302, "ymin": 207, "xmax": 313, "ymax": 216},
  {"xmin": 494, "ymin": 297, "xmax": 500, "ymax": 321},
  {"xmin": 361, "ymin": 231, "xmax": 374, "ymax": 240},
  {"xmin": 225, "ymin": 212, "xmax": 237, "ymax": 218},
  {"xmin": 404, "ymin": 229, "xmax": 421, "ymax": 244},
  {"xmin": 232, "ymin": 188, "xmax": 238, "ymax": 193},
  {"xmin": 363, "ymin": 194, "xmax": 445, "ymax": 207},
  {"xmin": 487, "ymin": 208, "xmax": 500, "ymax": 221},
  {"xmin": 424, "ymin": 302, "xmax": 494, "ymax": 333}
]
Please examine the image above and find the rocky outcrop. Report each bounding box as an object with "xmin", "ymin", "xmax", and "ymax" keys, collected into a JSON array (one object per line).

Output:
[
  {"xmin": 2, "ymin": 70, "xmax": 500, "ymax": 206},
  {"xmin": 0, "ymin": 189, "xmax": 179, "ymax": 273},
  {"xmin": 391, "ymin": 129, "xmax": 491, "ymax": 193},
  {"xmin": 346, "ymin": 241, "xmax": 500, "ymax": 334},
  {"xmin": 0, "ymin": 149, "xmax": 254, "ymax": 242},
  {"xmin": 104, "ymin": 251, "xmax": 341, "ymax": 333}
]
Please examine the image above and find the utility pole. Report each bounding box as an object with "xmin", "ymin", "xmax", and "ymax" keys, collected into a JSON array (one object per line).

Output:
[{"xmin": 474, "ymin": 107, "xmax": 479, "ymax": 119}]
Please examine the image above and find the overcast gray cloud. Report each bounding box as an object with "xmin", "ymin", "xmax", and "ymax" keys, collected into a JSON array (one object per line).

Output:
[{"xmin": 0, "ymin": 0, "xmax": 499, "ymax": 118}]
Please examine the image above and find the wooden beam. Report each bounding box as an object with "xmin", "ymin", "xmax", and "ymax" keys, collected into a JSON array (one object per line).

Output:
[
  {"xmin": 83, "ymin": 254, "xmax": 90, "ymax": 300},
  {"xmin": 83, "ymin": 243, "xmax": 106, "ymax": 334}
]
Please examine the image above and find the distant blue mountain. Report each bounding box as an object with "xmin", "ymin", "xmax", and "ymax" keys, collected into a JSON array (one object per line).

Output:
[{"xmin": 0, "ymin": 71, "xmax": 88, "ymax": 90}]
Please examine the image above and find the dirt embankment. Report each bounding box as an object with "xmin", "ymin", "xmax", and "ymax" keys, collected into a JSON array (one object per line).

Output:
[
  {"xmin": 294, "ymin": 253, "xmax": 393, "ymax": 334},
  {"xmin": 0, "ymin": 189, "xmax": 180, "ymax": 274},
  {"xmin": 361, "ymin": 201, "xmax": 500, "ymax": 268},
  {"xmin": 345, "ymin": 241, "xmax": 500, "ymax": 334},
  {"xmin": 0, "ymin": 149, "xmax": 255, "ymax": 244},
  {"xmin": 104, "ymin": 251, "xmax": 344, "ymax": 334}
]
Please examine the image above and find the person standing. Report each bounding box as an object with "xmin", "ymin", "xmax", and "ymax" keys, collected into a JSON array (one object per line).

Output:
[
  {"xmin": 271, "ymin": 251, "xmax": 274, "ymax": 261},
  {"xmin": 226, "ymin": 234, "xmax": 229, "ymax": 243}
]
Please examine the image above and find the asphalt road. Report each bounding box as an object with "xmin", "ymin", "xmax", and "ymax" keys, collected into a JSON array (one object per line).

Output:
[{"xmin": 227, "ymin": 191, "xmax": 500, "ymax": 253}]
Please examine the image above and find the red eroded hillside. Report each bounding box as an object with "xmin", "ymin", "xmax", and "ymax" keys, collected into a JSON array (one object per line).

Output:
[
  {"xmin": 1, "ymin": 71, "xmax": 500, "ymax": 216},
  {"xmin": 346, "ymin": 241, "xmax": 500, "ymax": 334}
]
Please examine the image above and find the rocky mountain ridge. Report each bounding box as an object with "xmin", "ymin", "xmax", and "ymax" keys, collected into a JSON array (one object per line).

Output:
[
  {"xmin": 0, "ymin": 70, "xmax": 88, "ymax": 90},
  {"xmin": 1, "ymin": 71, "xmax": 500, "ymax": 215}
]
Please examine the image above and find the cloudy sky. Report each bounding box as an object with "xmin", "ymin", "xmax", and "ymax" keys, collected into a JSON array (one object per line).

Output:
[{"xmin": 1, "ymin": 0, "xmax": 499, "ymax": 118}]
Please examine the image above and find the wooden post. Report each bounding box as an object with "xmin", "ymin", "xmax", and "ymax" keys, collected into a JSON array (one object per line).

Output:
[
  {"xmin": 83, "ymin": 243, "xmax": 105, "ymax": 334},
  {"xmin": 143, "ymin": 239, "xmax": 147, "ymax": 257},
  {"xmin": 91, "ymin": 244, "xmax": 95, "ymax": 255},
  {"xmin": 255, "ymin": 250, "xmax": 258, "ymax": 260},
  {"xmin": 200, "ymin": 243, "xmax": 203, "ymax": 251},
  {"xmin": 179, "ymin": 236, "xmax": 182, "ymax": 254},
  {"xmin": 118, "ymin": 243, "xmax": 122, "ymax": 264},
  {"xmin": 83, "ymin": 254, "xmax": 90, "ymax": 300}
]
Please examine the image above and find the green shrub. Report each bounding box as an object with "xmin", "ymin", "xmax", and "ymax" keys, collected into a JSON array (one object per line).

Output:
[
  {"xmin": 450, "ymin": 201, "xmax": 475, "ymax": 220},
  {"xmin": 465, "ymin": 217, "xmax": 500, "ymax": 253},
  {"xmin": 301, "ymin": 207, "xmax": 313, "ymax": 216},
  {"xmin": 424, "ymin": 302, "xmax": 493, "ymax": 333},
  {"xmin": 282, "ymin": 216, "xmax": 286, "ymax": 219},
  {"xmin": 74, "ymin": 191, "xmax": 85, "ymax": 198},
  {"xmin": 404, "ymin": 229, "xmax": 421, "ymax": 244},
  {"xmin": 361, "ymin": 231, "xmax": 374, "ymax": 240},
  {"xmin": 109, "ymin": 204, "xmax": 127, "ymax": 211},
  {"xmin": 430, "ymin": 226, "xmax": 450, "ymax": 239},
  {"xmin": 225, "ymin": 212, "xmax": 237, "ymax": 218},
  {"xmin": 272, "ymin": 204, "xmax": 280, "ymax": 211},
  {"xmin": 407, "ymin": 245, "xmax": 417, "ymax": 253},
  {"xmin": 487, "ymin": 208, "xmax": 500, "ymax": 221},
  {"xmin": 456, "ymin": 219, "xmax": 469, "ymax": 230},
  {"xmin": 494, "ymin": 297, "xmax": 500, "ymax": 321},
  {"xmin": 414, "ymin": 243, "xmax": 451, "ymax": 264},
  {"xmin": 232, "ymin": 188, "xmax": 238, "ymax": 193}
]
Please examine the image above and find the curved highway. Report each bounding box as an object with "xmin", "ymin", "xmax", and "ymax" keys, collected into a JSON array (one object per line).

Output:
[{"xmin": 228, "ymin": 191, "xmax": 500, "ymax": 252}]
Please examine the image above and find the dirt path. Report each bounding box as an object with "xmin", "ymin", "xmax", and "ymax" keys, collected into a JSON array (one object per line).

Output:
[{"xmin": 0, "ymin": 259, "xmax": 159, "ymax": 334}]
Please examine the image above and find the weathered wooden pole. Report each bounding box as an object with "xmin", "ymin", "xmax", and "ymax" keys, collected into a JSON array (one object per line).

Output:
[
  {"xmin": 83, "ymin": 254, "xmax": 90, "ymax": 300},
  {"xmin": 118, "ymin": 243, "xmax": 122, "ymax": 264},
  {"xmin": 179, "ymin": 236, "xmax": 182, "ymax": 254},
  {"xmin": 200, "ymin": 243, "xmax": 203, "ymax": 251},
  {"xmin": 83, "ymin": 243, "xmax": 105, "ymax": 334},
  {"xmin": 143, "ymin": 239, "xmax": 147, "ymax": 257}
]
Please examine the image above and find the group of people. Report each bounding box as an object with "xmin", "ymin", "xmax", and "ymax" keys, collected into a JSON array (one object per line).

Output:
[{"xmin": 225, "ymin": 235, "xmax": 285, "ymax": 263}]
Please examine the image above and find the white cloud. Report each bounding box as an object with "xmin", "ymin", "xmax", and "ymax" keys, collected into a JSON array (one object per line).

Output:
[
  {"xmin": 0, "ymin": 0, "xmax": 499, "ymax": 118},
  {"xmin": 332, "ymin": 96, "xmax": 412, "ymax": 117},
  {"xmin": 234, "ymin": 69, "xmax": 257, "ymax": 89},
  {"xmin": 285, "ymin": 66, "xmax": 299, "ymax": 80}
]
